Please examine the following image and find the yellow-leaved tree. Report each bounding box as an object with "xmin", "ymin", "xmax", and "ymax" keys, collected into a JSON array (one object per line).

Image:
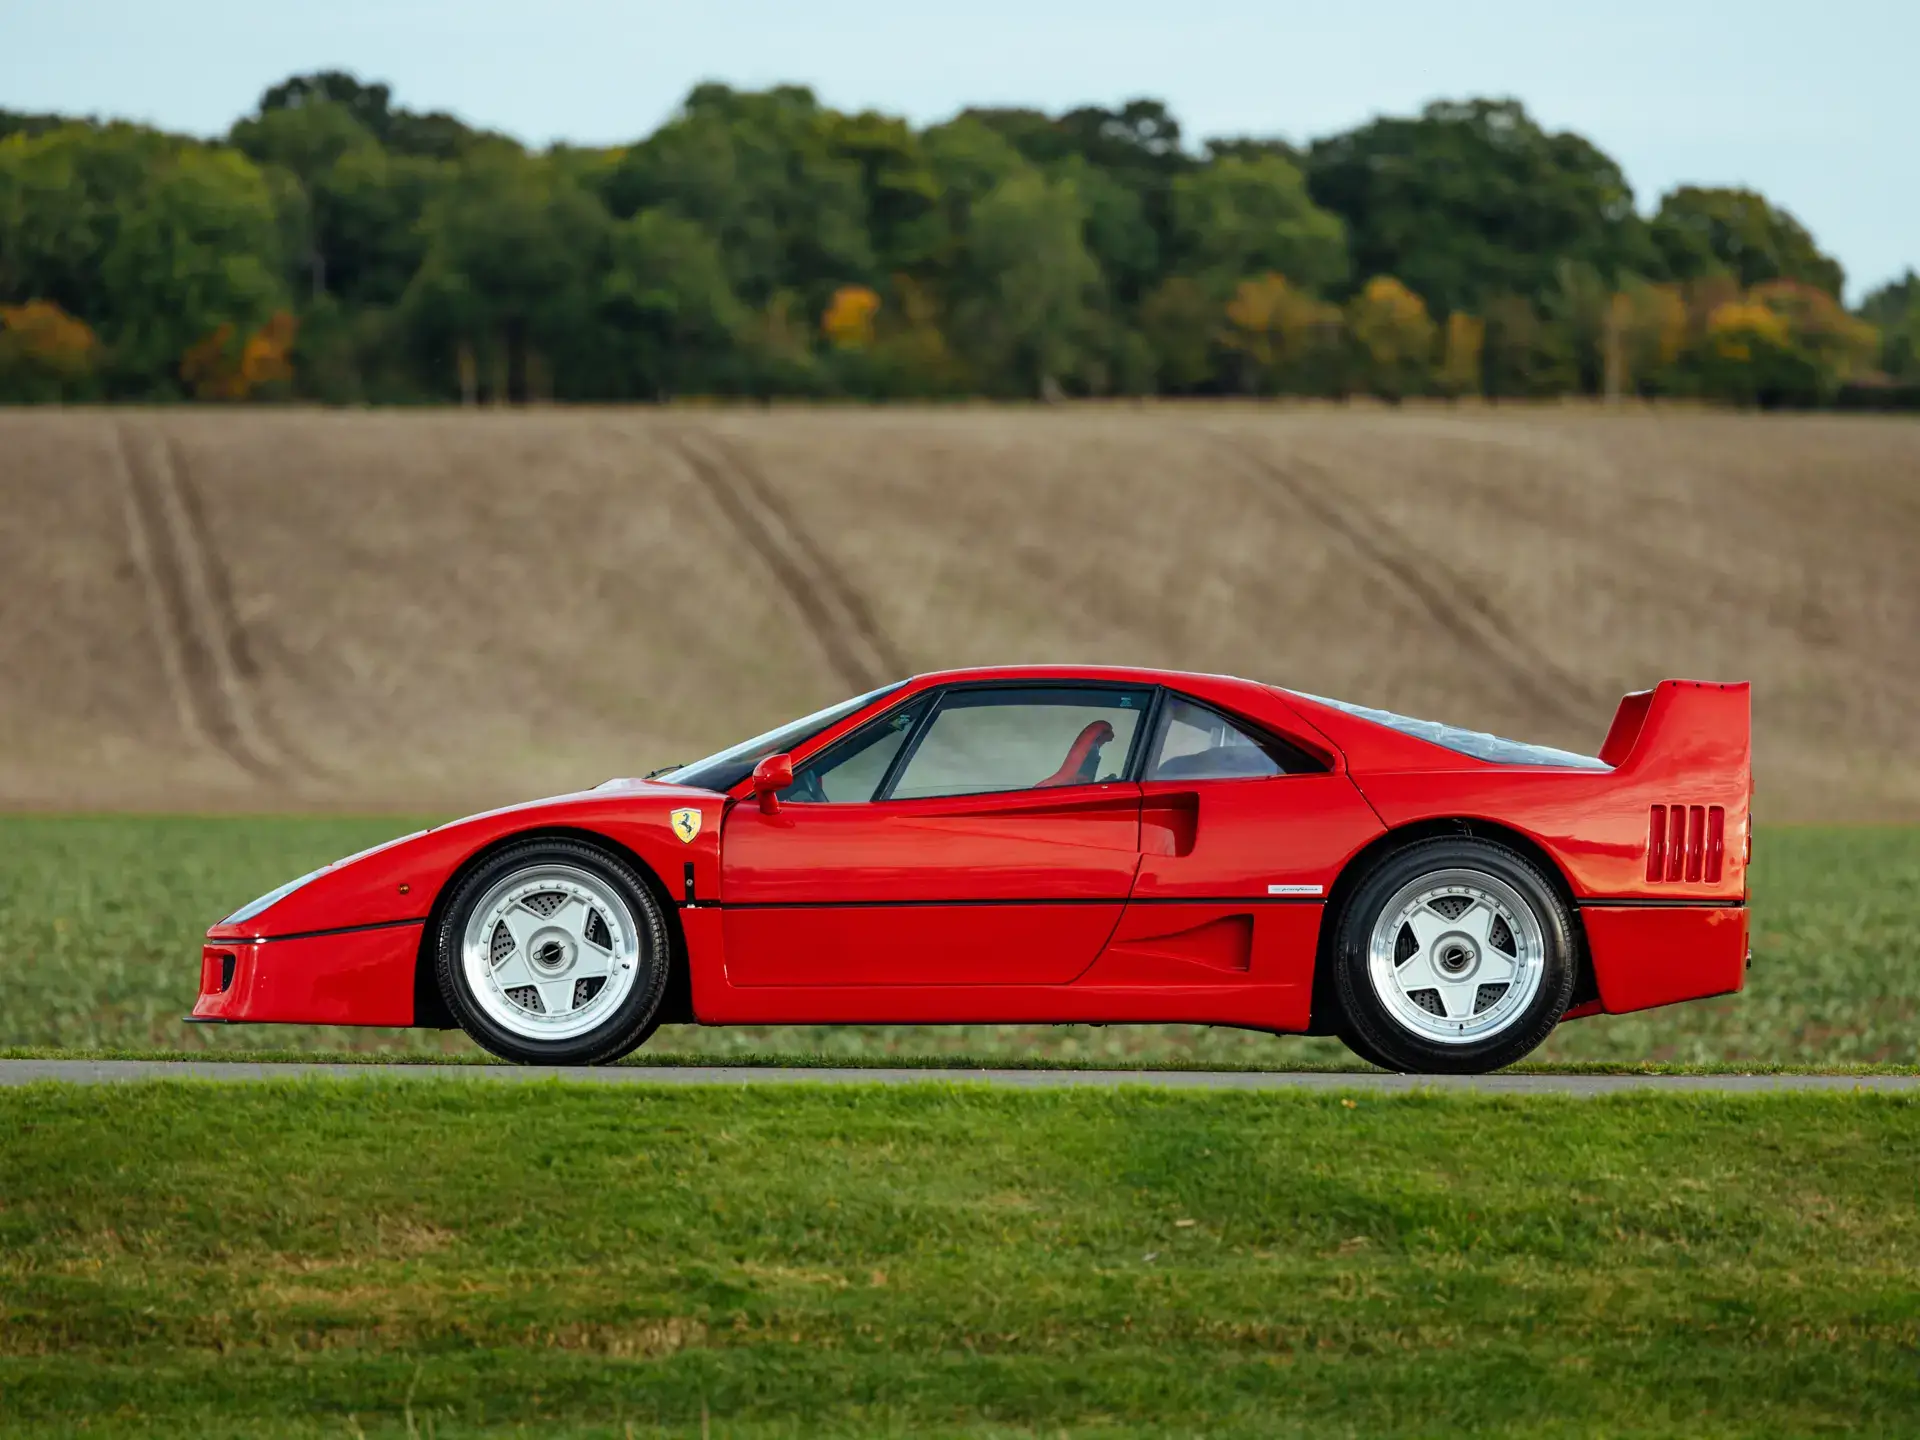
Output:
[
  {"xmin": 0, "ymin": 300, "xmax": 98, "ymax": 400},
  {"xmin": 1348, "ymin": 276, "xmax": 1436, "ymax": 401},
  {"xmin": 1436, "ymin": 312, "xmax": 1485, "ymax": 398},
  {"xmin": 1749, "ymin": 280, "xmax": 1880, "ymax": 383},
  {"xmin": 1220, "ymin": 273, "xmax": 1342, "ymax": 394},
  {"xmin": 820, "ymin": 284, "xmax": 881, "ymax": 349},
  {"xmin": 179, "ymin": 311, "xmax": 299, "ymax": 400}
]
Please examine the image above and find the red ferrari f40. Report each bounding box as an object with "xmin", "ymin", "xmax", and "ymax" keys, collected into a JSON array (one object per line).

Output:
[{"xmin": 195, "ymin": 667, "xmax": 1751, "ymax": 1073}]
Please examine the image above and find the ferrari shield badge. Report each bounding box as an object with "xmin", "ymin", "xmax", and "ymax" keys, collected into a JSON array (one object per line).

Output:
[{"xmin": 669, "ymin": 808, "xmax": 702, "ymax": 844}]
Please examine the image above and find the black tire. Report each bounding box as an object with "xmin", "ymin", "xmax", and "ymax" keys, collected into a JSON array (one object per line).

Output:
[
  {"xmin": 1331, "ymin": 836, "xmax": 1576, "ymax": 1074},
  {"xmin": 1335, "ymin": 1023, "xmax": 1400, "ymax": 1072},
  {"xmin": 433, "ymin": 837, "xmax": 672, "ymax": 1065}
]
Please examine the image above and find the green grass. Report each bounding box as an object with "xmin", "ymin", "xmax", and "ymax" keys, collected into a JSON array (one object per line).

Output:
[
  {"xmin": 3, "ymin": 1045, "xmax": 1918, "ymax": 1076},
  {"xmin": 1, "ymin": 1082, "xmax": 1916, "ymax": 1438},
  {"xmin": 1, "ymin": 816, "xmax": 1916, "ymax": 1065}
]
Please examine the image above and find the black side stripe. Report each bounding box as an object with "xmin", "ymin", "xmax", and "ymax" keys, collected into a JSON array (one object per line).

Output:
[
  {"xmin": 1575, "ymin": 898, "xmax": 1746, "ymax": 910},
  {"xmin": 705, "ymin": 895, "xmax": 1325, "ymax": 912}
]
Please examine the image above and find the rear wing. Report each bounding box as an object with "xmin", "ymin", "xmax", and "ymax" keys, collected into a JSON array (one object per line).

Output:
[
  {"xmin": 1599, "ymin": 680, "xmax": 1750, "ymax": 782},
  {"xmin": 1599, "ymin": 681, "xmax": 1752, "ymax": 890}
]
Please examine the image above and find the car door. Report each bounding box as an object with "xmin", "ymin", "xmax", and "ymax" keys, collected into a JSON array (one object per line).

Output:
[
  {"xmin": 721, "ymin": 683, "xmax": 1154, "ymax": 986},
  {"xmin": 1099, "ymin": 694, "xmax": 1384, "ymax": 1004}
]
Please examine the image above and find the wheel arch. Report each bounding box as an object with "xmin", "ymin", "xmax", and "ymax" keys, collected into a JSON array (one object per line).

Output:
[
  {"xmin": 411, "ymin": 825, "xmax": 693, "ymax": 1030},
  {"xmin": 1307, "ymin": 815, "xmax": 1594, "ymax": 1034}
]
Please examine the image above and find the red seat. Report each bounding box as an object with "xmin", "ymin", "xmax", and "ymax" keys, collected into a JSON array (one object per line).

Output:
[{"xmin": 1035, "ymin": 720, "xmax": 1115, "ymax": 788}]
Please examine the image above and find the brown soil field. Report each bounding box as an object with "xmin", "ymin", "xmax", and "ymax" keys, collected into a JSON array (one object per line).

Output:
[{"xmin": 1, "ymin": 404, "xmax": 1915, "ymax": 819}]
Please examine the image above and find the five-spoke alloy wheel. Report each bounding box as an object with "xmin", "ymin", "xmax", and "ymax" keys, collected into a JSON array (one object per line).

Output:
[
  {"xmin": 1331, "ymin": 837, "xmax": 1576, "ymax": 1073},
  {"xmin": 434, "ymin": 838, "xmax": 670, "ymax": 1065}
]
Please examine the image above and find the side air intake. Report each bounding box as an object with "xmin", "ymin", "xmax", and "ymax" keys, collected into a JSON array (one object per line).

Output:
[{"xmin": 1646, "ymin": 804, "xmax": 1725, "ymax": 884}]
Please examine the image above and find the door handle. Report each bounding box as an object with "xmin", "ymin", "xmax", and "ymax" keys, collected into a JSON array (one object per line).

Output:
[{"xmin": 1141, "ymin": 793, "xmax": 1198, "ymax": 857}]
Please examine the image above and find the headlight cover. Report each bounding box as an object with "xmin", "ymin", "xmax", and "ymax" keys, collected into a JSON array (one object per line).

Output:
[
  {"xmin": 222, "ymin": 868, "xmax": 326, "ymax": 927},
  {"xmin": 217, "ymin": 830, "xmax": 428, "ymax": 929}
]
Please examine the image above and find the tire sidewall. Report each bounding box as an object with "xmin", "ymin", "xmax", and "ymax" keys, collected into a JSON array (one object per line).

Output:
[
  {"xmin": 1333, "ymin": 837, "xmax": 1576, "ymax": 1074},
  {"xmin": 434, "ymin": 838, "xmax": 670, "ymax": 1065}
]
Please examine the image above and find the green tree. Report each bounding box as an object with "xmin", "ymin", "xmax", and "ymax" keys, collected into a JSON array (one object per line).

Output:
[
  {"xmin": 1139, "ymin": 276, "xmax": 1218, "ymax": 392},
  {"xmin": 600, "ymin": 85, "xmax": 874, "ymax": 311},
  {"xmin": 256, "ymin": 71, "xmax": 500, "ymax": 160},
  {"xmin": 1482, "ymin": 292, "xmax": 1576, "ymax": 398},
  {"xmin": 597, "ymin": 208, "xmax": 745, "ymax": 398},
  {"xmin": 1856, "ymin": 271, "xmax": 1918, "ymax": 379},
  {"xmin": 827, "ymin": 111, "xmax": 945, "ymax": 276},
  {"xmin": 1651, "ymin": 187, "xmax": 1845, "ymax": 297},
  {"xmin": 1170, "ymin": 154, "xmax": 1348, "ymax": 296},
  {"xmin": 967, "ymin": 100, "xmax": 1191, "ymax": 305},
  {"xmin": 402, "ymin": 147, "xmax": 606, "ymax": 401},
  {"xmin": 1307, "ymin": 99, "xmax": 1654, "ymax": 315},
  {"xmin": 949, "ymin": 170, "xmax": 1099, "ymax": 397},
  {"xmin": 0, "ymin": 123, "xmax": 288, "ymax": 394}
]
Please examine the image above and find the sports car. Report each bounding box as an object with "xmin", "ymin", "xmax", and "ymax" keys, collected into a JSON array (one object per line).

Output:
[{"xmin": 193, "ymin": 666, "xmax": 1751, "ymax": 1073}]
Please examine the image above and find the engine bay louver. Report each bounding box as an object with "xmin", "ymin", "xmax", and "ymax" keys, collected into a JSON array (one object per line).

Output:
[{"xmin": 1646, "ymin": 804, "xmax": 1725, "ymax": 884}]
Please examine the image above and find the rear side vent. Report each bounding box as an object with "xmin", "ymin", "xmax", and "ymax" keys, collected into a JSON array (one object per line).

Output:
[{"xmin": 1646, "ymin": 804, "xmax": 1725, "ymax": 884}]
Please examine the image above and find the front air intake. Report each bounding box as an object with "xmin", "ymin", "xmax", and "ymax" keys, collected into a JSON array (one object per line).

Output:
[{"xmin": 1646, "ymin": 804, "xmax": 1725, "ymax": 884}]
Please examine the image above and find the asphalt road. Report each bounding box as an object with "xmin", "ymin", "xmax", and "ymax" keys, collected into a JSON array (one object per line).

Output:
[{"xmin": 1, "ymin": 1060, "xmax": 1914, "ymax": 1094}]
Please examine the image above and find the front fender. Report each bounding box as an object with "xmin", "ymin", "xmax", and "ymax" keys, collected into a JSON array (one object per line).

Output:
[{"xmin": 205, "ymin": 783, "xmax": 727, "ymax": 943}]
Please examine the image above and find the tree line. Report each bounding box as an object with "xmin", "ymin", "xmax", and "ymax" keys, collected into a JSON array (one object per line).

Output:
[{"xmin": 2, "ymin": 73, "xmax": 1917, "ymax": 407}]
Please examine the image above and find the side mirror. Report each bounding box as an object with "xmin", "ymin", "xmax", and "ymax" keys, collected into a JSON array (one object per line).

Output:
[{"xmin": 751, "ymin": 753, "xmax": 794, "ymax": 814}]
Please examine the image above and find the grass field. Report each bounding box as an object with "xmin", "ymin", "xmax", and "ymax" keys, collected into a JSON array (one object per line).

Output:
[
  {"xmin": 0, "ymin": 1081, "xmax": 1914, "ymax": 1438},
  {"xmin": 5, "ymin": 819, "xmax": 1916, "ymax": 1437},
  {"xmin": 1, "ymin": 815, "xmax": 1915, "ymax": 1066}
]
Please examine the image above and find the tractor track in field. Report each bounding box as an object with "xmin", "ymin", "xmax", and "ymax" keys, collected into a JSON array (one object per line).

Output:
[
  {"xmin": 111, "ymin": 424, "xmax": 316, "ymax": 786},
  {"xmin": 666, "ymin": 426, "xmax": 907, "ymax": 693},
  {"xmin": 1206, "ymin": 429, "xmax": 1605, "ymax": 727}
]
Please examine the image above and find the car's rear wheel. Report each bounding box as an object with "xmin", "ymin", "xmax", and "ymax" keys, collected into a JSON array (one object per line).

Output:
[
  {"xmin": 434, "ymin": 838, "xmax": 670, "ymax": 1065},
  {"xmin": 1332, "ymin": 837, "xmax": 1575, "ymax": 1074}
]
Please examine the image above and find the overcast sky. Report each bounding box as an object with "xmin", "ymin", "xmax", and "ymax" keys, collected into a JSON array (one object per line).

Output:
[{"xmin": 5, "ymin": 0, "xmax": 1914, "ymax": 300}]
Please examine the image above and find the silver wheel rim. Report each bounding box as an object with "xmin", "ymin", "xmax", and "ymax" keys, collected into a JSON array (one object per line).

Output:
[
  {"xmin": 461, "ymin": 864, "xmax": 642, "ymax": 1042},
  {"xmin": 1366, "ymin": 868, "xmax": 1545, "ymax": 1045}
]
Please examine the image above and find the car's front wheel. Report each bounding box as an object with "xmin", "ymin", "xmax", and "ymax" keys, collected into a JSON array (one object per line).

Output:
[
  {"xmin": 434, "ymin": 838, "xmax": 670, "ymax": 1065},
  {"xmin": 1332, "ymin": 837, "xmax": 1575, "ymax": 1074}
]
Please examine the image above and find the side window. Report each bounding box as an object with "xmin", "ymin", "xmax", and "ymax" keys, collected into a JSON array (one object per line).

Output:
[
  {"xmin": 1147, "ymin": 696, "xmax": 1314, "ymax": 780},
  {"xmin": 886, "ymin": 686, "xmax": 1152, "ymax": 800},
  {"xmin": 783, "ymin": 698, "xmax": 929, "ymax": 803}
]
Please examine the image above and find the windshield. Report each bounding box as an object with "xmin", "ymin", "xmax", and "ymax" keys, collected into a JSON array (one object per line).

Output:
[
  {"xmin": 1292, "ymin": 692, "xmax": 1611, "ymax": 770},
  {"xmin": 658, "ymin": 683, "xmax": 905, "ymax": 793}
]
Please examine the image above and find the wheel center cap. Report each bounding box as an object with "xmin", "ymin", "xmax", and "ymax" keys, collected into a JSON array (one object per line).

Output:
[
  {"xmin": 1435, "ymin": 932, "xmax": 1479, "ymax": 977},
  {"xmin": 528, "ymin": 928, "xmax": 576, "ymax": 975}
]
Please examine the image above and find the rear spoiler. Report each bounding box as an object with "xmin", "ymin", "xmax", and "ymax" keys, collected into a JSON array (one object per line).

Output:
[{"xmin": 1599, "ymin": 680, "xmax": 1751, "ymax": 782}]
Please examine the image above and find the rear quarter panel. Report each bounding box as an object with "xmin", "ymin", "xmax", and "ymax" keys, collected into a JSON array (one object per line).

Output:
[
  {"xmin": 1317, "ymin": 681, "xmax": 1752, "ymax": 903},
  {"xmin": 1349, "ymin": 767, "xmax": 1748, "ymax": 902}
]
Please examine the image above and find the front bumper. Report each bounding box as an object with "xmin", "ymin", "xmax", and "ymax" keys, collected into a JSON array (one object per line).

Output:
[{"xmin": 193, "ymin": 922, "xmax": 423, "ymax": 1026}]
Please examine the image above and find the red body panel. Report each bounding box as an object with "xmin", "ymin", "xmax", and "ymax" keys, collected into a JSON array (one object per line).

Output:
[
  {"xmin": 193, "ymin": 666, "xmax": 1753, "ymax": 1039},
  {"xmin": 1286, "ymin": 681, "xmax": 1752, "ymax": 903},
  {"xmin": 721, "ymin": 783, "xmax": 1143, "ymax": 905},
  {"xmin": 1134, "ymin": 773, "xmax": 1384, "ymax": 899},
  {"xmin": 723, "ymin": 904, "xmax": 1128, "ymax": 987},
  {"xmin": 202, "ymin": 782, "xmax": 729, "ymax": 945},
  {"xmin": 1580, "ymin": 905, "xmax": 1749, "ymax": 1013},
  {"xmin": 719, "ymin": 780, "xmax": 1141, "ymax": 987},
  {"xmin": 195, "ymin": 926, "xmax": 419, "ymax": 1026}
]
